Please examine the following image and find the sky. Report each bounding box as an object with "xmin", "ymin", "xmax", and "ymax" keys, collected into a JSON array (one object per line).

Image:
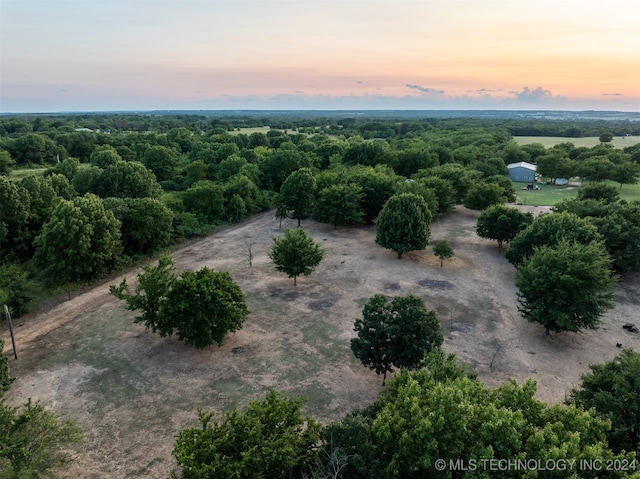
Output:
[{"xmin": 1, "ymin": 0, "xmax": 639, "ymax": 112}]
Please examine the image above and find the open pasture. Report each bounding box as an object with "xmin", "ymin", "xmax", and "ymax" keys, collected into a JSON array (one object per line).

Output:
[{"xmin": 512, "ymin": 135, "xmax": 640, "ymax": 149}]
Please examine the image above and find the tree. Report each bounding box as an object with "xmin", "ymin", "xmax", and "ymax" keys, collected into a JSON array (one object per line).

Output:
[
  {"xmin": 0, "ymin": 150, "xmax": 14, "ymax": 175},
  {"xmin": 351, "ymin": 294, "xmax": 443, "ymax": 383},
  {"xmin": 268, "ymin": 228, "xmax": 325, "ymax": 285},
  {"xmin": 578, "ymin": 183, "xmax": 620, "ymax": 203},
  {"xmin": 569, "ymin": 348, "xmax": 640, "ymax": 454},
  {"xmin": 463, "ymin": 181, "xmax": 506, "ymax": 210},
  {"xmin": 279, "ymin": 167, "xmax": 317, "ymax": 227},
  {"xmin": 476, "ymin": 204, "xmax": 534, "ymax": 248},
  {"xmin": 313, "ymin": 183, "xmax": 365, "ymax": 229},
  {"xmin": 610, "ymin": 160, "xmax": 640, "ymax": 190},
  {"xmin": 110, "ymin": 255, "xmax": 176, "ymax": 335},
  {"xmin": 579, "ymin": 156, "xmax": 616, "ymax": 182},
  {"xmin": 415, "ymin": 163, "xmax": 477, "ymax": 203},
  {"xmin": 33, "ymin": 193, "xmax": 122, "ymax": 290},
  {"xmin": 89, "ymin": 144, "xmax": 121, "ymax": 168},
  {"xmin": 0, "ymin": 338, "xmax": 11, "ymax": 394},
  {"xmin": 7, "ymin": 133, "xmax": 59, "ymax": 165},
  {"xmin": 0, "ymin": 263, "xmax": 32, "ymax": 318},
  {"xmin": 515, "ymin": 240, "xmax": 616, "ymax": 335},
  {"xmin": 172, "ymin": 390, "xmax": 321, "ymax": 479},
  {"xmin": 182, "ymin": 180, "xmax": 225, "ymax": 224},
  {"xmin": 506, "ymin": 211, "xmax": 603, "ymax": 266},
  {"xmin": 415, "ymin": 176, "xmax": 456, "ymax": 216},
  {"xmin": 433, "ymin": 240, "xmax": 454, "ymax": 267},
  {"xmin": 345, "ymin": 165, "xmax": 400, "ymax": 222},
  {"xmin": 110, "ymin": 255, "xmax": 249, "ymax": 348},
  {"xmin": 0, "ymin": 347, "xmax": 83, "ymax": 477},
  {"xmin": 142, "ymin": 145, "xmax": 179, "ymax": 182},
  {"xmin": 0, "ymin": 398, "xmax": 83, "ymax": 477},
  {"xmin": 163, "ymin": 268, "xmax": 249, "ymax": 348},
  {"xmin": 375, "ymin": 193, "xmax": 431, "ymax": 258},
  {"xmin": 102, "ymin": 197, "xmax": 174, "ymax": 255},
  {"xmin": 225, "ymin": 194, "xmax": 247, "ymax": 222},
  {"xmin": 599, "ymin": 132, "xmax": 614, "ymax": 143}
]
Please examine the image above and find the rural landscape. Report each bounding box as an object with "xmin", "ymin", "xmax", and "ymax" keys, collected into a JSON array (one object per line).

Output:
[{"xmin": 1, "ymin": 112, "xmax": 639, "ymax": 478}]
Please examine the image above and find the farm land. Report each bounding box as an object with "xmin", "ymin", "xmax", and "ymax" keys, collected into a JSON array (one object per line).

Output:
[{"xmin": 4, "ymin": 205, "xmax": 639, "ymax": 478}]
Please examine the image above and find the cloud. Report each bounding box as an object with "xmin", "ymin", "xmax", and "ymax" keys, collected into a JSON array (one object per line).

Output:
[
  {"xmin": 602, "ymin": 93, "xmax": 623, "ymax": 96},
  {"xmin": 405, "ymin": 84, "xmax": 445, "ymax": 95},
  {"xmin": 58, "ymin": 88, "xmax": 69, "ymax": 93},
  {"xmin": 512, "ymin": 86, "xmax": 566, "ymax": 103},
  {"xmin": 466, "ymin": 88, "xmax": 502, "ymax": 94}
]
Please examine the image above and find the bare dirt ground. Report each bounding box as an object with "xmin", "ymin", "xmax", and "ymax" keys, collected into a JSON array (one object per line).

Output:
[{"xmin": 3, "ymin": 206, "xmax": 639, "ymax": 478}]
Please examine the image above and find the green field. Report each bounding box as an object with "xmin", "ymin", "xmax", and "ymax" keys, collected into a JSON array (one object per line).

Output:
[
  {"xmin": 512, "ymin": 136, "xmax": 640, "ymax": 149},
  {"xmin": 9, "ymin": 167, "xmax": 48, "ymax": 180},
  {"xmin": 513, "ymin": 180, "xmax": 640, "ymax": 206}
]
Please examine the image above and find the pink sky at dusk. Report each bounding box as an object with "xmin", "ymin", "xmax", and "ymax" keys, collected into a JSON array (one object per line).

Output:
[{"xmin": 1, "ymin": 0, "xmax": 639, "ymax": 112}]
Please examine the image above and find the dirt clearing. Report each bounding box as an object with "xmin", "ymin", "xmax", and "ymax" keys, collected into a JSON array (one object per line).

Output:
[{"xmin": 3, "ymin": 206, "xmax": 639, "ymax": 478}]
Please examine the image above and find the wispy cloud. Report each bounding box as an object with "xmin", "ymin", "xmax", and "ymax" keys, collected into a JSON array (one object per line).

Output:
[
  {"xmin": 466, "ymin": 88, "xmax": 502, "ymax": 94},
  {"xmin": 406, "ymin": 84, "xmax": 445, "ymax": 95},
  {"xmin": 512, "ymin": 86, "xmax": 566, "ymax": 103},
  {"xmin": 602, "ymin": 93, "xmax": 623, "ymax": 96}
]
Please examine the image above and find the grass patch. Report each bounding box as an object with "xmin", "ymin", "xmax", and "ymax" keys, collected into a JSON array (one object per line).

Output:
[
  {"xmin": 513, "ymin": 180, "xmax": 640, "ymax": 206},
  {"xmin": 512, "ymin": 136, "xmax": 640, "ymax": 149},
  {"xmin": 9, "ymin": 167, "xmax": 48, "ymax": 180}
]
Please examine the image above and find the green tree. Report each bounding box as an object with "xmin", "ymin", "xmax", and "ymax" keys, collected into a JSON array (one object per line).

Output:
[
  {"xmin": 415, "ymin": 163, "xmax": 478, "ymax": 203},
  {"xmin": 610, "ymin": 160, "xmax": 640, "ymax": 190},
  {"xmin": 217, "ymin": 154, "xmax": 247, "ymax": 181},
  {"xmin": 33, "ymin": 193, "xmax": 122, "ymax": 290},
  {"xmin": 163, "ymin": 267, "xmax": 249, "ymax": 348},
  {"xmin": 172, "ymin": 390, "xmax": 321, "ymax": 479},
  {"xmin": 182, "ymin": 180, "xmax": 225, "ymax": 224},
  {"xmin": 268, "ymin": 228, "xmax": 325, "ymax": 285},
  {"xmin": 7, "ymin": 133, "xmax": 59, "ymax": 165},
  {"xmin": 415, "ymin": 176, "xmax": 456, "ymax": 216},
  {"xmin": 102, "ymin": 197, "xmax": 174, "ymax": 255},
  {"xmin": 476, "ymin": 204, "xmax": 534, "ymax": 248},
  {"xmin": 328, "ymin": 349, "xmax": 639, "ymax": 479},
  {"xmin": 569, "ymin": 348, "xmax": 640, "ymax": 454},
  {"xmin": 578, "ymin": 183, "xmax": 620, "ymax": 203},
  {"xmin": 0, "ymin": 263, "xmax": 33, "ymax": 317},
  {"xmin": 110, "ymin": 255, "xmax": 176, "ymax": 335},
  {"xmin": 599, "ymin": 132, "xmax": 614, "ymax": 143},
  {"xmin": 375, "ymin": 193, "xmax": 431, "ymax": 258},
  {"xmin": 0, "ymin": 175, "xmax": 30, "ymax": 260},
  {"xmin": 346, "ymin": 165, "xmax": 400, "ymax": 222},
  {"xmin": 506, "ymin": 211, "xmax": 603, "ymax": 266},
  {"xmin": 89, "ymin": 144, "xmax": 121, "ymax": 168},
  {"xmin": 579, "ymin": 156, "xmax": 617, "ymax": 182},
  {"xmin": 110, "ymin": 256, "xmax": 249, "ymax": 348},
  {"xmin": 225, "ymin": 194, "xmax": 247, "ymax": 222},
  {"xmin": 463, "ymin": 181, "xmax": 507, "ymax": 210},
  {"xmin": 0, "ymin": 398, "xmax": 83, "ymax": 477},
  {"xmin": 279, "ymin": 168, "xmax": 317, "ymax": 227},
  {"xmin": 313, "ymin": 183, "xmax": 365, "ymax": 229},
  {"xmin": 351, "ymin": 294, "xmax": 443, "ymax": 383},
  {"xmin": 142, "ymin": 145, "xmax": 179, "ymax": 182},
  {"xmin": 515, "ymin": 240, "xmax": 616, "ymax": 335},
  {"xmin": 0, "ymin": 150, "xmax": 14, "ymax": 175},
  {"xmin": 0, "ymin": 338, "xmax": 11, "ymax": 394},
  {"xmin": 433, "ymin": 240, "xmax": 454, "ymax": 267}
]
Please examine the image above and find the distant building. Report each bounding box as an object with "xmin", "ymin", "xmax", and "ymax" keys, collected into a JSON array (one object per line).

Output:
[{"xmin": 507, "ymin": 162, "xmax": 537, "ymax": 183}]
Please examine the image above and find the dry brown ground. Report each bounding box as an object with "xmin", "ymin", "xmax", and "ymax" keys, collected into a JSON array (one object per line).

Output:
[{"xmin": 2, "ymin": 206, "xmax": 639, "ymax": 478}]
